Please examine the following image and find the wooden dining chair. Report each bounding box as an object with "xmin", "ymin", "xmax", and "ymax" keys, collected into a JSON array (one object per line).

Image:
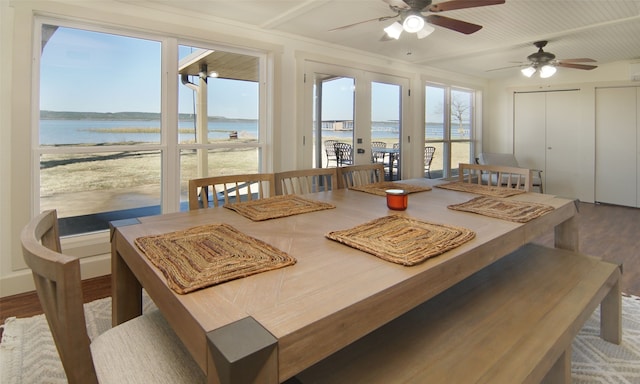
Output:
[
  {"xmin": 20, "ymin": 210, "xmax": 204, "ymax": 384},
  {"xmin": 188, "ymin": 173, "xmax": 275, "ymax": 210},
  {"xmin": 458, "ymin": 163, "xmax": 532, "ymax": 192},
  {"xmin": 274, "ymin": 168, "xmax": 337, "ymax": 195},
  {"xmin": 337, "ymin": 163, "xmax": 385, "ymax": 189}
]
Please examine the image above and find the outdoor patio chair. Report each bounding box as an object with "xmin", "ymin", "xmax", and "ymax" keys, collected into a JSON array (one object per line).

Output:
[
  {"xmin": 324, "ymin": 140, "xmax": 338, "ymax": 167},
  {"xmin": 188, "ymin": 173, "xmax": 275, "ymax": 209},
  {"xmin": 371, "ymin": 141, "xmax": 387, "ymax": 164},
  {"xmin": 333, "ymin": 142, "xmax": 354, "ymax": 166},
  {"xmin": 424, "ymin": 146, "xmax": 436, "ymax": 178},
  {"xmin": 20, "ymin": 209, "xmax": 204, "ymax": 384}
]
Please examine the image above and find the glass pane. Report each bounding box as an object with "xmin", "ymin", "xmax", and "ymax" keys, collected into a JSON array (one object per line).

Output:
[
  {"xmin": 180, "ymin": 148, "xmax": 260, "ymax": 208},
  {"xmin": 425, "ymin": 86, "xmax": 445, "ymax": 141},
  {"xmin": 40, "ymin": 151, "xmax": 161, "ymax": 236},
  {"xmin": 372, "ymin": 82, "xmax": 401, "ymax": 180},
  {"xmin": 314, "ymin": 76, "xmax": 355, "ymax": 168},
  {"xmin": 451, "ymin": 142, "xmax": 471, "ymax": 177},
  {"xmin": 178, "ymin": 45, "xmax": 259, "ymax": 145},
  {"xmin": 451, "ymin": 89, "xmax": 472, "ymax": 140},
  {"xmin": 426, "ymin": 142, "xmax": 444, "ymax": 179},
  {"xmin": 39, "ymin": 24, "xmax": 162, "ymax": 236},
  {"xmin": 40, "ymin": 25, "xmax": 161, "ymax": 146}
]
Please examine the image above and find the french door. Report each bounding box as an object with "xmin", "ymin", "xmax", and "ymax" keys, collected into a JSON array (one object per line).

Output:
[{"xmin": 303, "ymin": 62, "xmax": 407, "ymax": 179}]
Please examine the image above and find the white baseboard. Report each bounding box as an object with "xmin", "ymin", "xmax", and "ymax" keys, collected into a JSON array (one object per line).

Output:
[{"xmin": 0, "ymin": 253, "xmax": 111, "ymax": 298}]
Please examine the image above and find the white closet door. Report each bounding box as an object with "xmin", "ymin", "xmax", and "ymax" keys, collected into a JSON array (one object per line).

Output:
[
  {"xmin": 637, "ymin": 87, "xmax": 640, "ymax": 207},
  {"xmin": 514, "ymin": 92, "xmax": 546, "ymax": 173},
  {"xmin": 595, "ymin": 87, "xmax": 637, "ymax": 207},
  {"xmin": 545, "ymin": 91, "xmax": 583, "ymax": 199}
]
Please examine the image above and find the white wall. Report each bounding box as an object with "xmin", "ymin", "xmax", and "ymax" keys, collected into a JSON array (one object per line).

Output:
[
  {"xmin": 0, "ymin": 0, "xmax": 487, "ymax": 297},
  {"xmin": 484, "ymin": 60, "xmax": 639, "ymax": 203}
]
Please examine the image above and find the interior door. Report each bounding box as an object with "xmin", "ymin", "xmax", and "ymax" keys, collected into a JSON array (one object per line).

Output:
[
  {"xmin": 595, "ymin": 87, "xmax": 638, "ymax": 207},
  {"xmin": 515, "ymin": 90, "xmax": 584, "ymax": 199},
  {"xmin": 545, "ymin": 90, "xmax": 583, "ymax": 198},
  {"xmin": 514, "ymin": 92, "xmax": 546, "ymax": 174}
]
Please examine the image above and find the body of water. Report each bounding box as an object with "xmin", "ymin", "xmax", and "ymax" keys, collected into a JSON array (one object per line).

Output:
[{"xmin": 40, "ymin": 119, "xmax": 467, "ymax": 145}]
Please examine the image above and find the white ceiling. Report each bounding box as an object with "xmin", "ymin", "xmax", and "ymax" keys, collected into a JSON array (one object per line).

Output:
[{"xmin": 127, "ymin": 0, "xmax": 640, "ymax": 79}]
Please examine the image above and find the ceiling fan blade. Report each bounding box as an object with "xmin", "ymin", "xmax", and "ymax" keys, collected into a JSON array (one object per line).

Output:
[
  {"xmin": 557, "ymin": 62, "xmax": 598, "ymax": 70},
  {"xmin": 425, "ymin": 14, "xmax": 482, "ymax": 34},
  {"xmin": 429, "ymin": 0, "xmax": 505, "ymax": 12},
  {"xmin": 486, "ymin": 64, "xmax": 524, "ymax": 72},
  {"xmin": 382, "ymin": 0, "xmax": 410, "ymax": 9},
  {"xmin": 329, "ymin": 15, "xmax": 397, "ymax": 31},
  {"xmin": 557, "ymin": 58, "xmax": 597, "ymax": 63}
]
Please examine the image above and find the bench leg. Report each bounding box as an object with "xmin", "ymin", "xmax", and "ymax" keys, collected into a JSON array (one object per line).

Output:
[
  {"xmin": 600, "ymin": 279, "xmax": 622, "ymax": 344},
  {"xmin": 541, "ymin": 346, "xmax": 571, "ymax": 384}
]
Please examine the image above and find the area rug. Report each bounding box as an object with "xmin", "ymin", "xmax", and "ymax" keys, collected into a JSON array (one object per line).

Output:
[
  {"xmin": 326, "ymin": 215, "xmax": 475, "ymax": 266},
  {"xmin": 2, "ymin": 294, "xmax": 639, "ymax": 383},
  {"xmin": 135, "ymin": 223, "xmax": 296, "ymax": 294},
  {"xmin": 224, "ymin": 194, "xmax": 335, "ymax": 221}
]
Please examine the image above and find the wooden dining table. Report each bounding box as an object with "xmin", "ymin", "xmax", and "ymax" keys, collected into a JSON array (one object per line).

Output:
[{"xmin": 110, "ymin": 178, "xmax": 579, "ymax": 384}]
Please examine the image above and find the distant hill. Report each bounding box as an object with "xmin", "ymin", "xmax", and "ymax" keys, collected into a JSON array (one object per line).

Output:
[{"xmin": 39, "ymin": 111, "xmax": 256, "ymax": 122}]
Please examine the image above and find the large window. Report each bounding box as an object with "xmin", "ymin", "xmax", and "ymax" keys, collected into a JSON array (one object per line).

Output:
[
  {"xmin": 37, "ymin": 21, "xmax": 265, "ymax": 237},
  {"xmin": 425, "ymin": 84, "xmax": 475, "ymax": 178}
]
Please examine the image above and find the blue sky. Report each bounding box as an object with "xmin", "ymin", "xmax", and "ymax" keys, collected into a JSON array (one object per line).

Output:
[{"xmin": 40, "ymin": 25, "xmax": 443, "ymax": 121}]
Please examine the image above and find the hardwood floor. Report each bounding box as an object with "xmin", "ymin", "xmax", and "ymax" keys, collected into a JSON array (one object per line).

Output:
[{"xmin": 1, "ymin": 201, "xmax": 638, "ymax": 333}]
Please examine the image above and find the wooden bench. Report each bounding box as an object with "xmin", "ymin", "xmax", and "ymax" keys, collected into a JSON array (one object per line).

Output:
[
  {"xmin": 459, "ymin": 163, "xmax": 533, "ymax": 192},
  {"xmin": 295, "ymin": 244, "xmax": 622, "ymax": 384}
]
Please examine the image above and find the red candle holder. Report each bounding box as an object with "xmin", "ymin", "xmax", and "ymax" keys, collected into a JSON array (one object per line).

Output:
[{"xmin": 385, "ymin": 189, "xmax": 408, "ymax": 211}]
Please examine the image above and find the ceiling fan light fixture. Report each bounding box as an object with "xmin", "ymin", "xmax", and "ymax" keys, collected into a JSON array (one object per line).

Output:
[
  {"xmin": 384, "ymin": 21, "xmax": 403, "ymax": 39},
  {"xmin": 539, "ymin": 65, "xmax": 557, "ymax": 78},
  {"xmin": 521, "ymin": 66, "xmax": 536, "ymax": 77},
  {"xmin": 403, "ymin": 14, "xmax": 425, "ymax": 33},
  {"xmin": 416, "ymin": 23, "xmax": 435, "ymax": 39}
]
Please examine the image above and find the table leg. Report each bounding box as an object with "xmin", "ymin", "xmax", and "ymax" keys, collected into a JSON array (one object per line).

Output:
[
  {"xmin": 554, "ymin": 214, "xmax": 579, "ymax": 252},
  {"xmin": 207, "ymin": 317, "xmax": 278, "ymax": 384},
  {"xmin": 541, "ymin": 346, "xmax": 571, "ymax": 384},
  {"xmin": 111, "ymin": 230, "xmax": 142, "ymax": 326},
  {"xmin": 600, "ymin": 278, "xmax": 622, "ymax": 344}
]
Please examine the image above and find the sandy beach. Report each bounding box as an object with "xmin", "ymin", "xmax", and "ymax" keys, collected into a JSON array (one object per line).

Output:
[{"xmin": 40, "ymin": 139, "xmax": 467, "ymax": 217}]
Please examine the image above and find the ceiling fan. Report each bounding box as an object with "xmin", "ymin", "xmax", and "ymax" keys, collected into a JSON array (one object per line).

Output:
[
  {"xmin": 496, "ymin": 41, "xmax": 598, "ymax": 78},
  {"xmin": 330, "ymin": 0, "xmax": 506, "ymax": 40}
]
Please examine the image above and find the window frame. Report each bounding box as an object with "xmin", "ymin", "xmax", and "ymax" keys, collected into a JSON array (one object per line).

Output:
[
  {"xmin": 33, "ymin": 17, "xmax": 270, "ymax": 253},
  {"xmin": 424, "ymin": 82, "xmax": 477, "ymax": 179}
]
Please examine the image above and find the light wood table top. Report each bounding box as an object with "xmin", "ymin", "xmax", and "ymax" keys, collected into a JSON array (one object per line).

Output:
[{"xmin": 111, "ymin": 178, "xmax": 579, "ymax": 384}]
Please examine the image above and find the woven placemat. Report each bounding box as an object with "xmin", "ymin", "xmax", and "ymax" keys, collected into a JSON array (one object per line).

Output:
[
  {"xmin": 135, "ymin": 223, "xmax": 296, "ymax": 294},
  {"xmin": 436, "ymin": 181, "xmax": 527, "ymax": 197},
  {"xmin": 350, "ymin": 181, "xmax": 432, "ymax": 196},
  {"xmin": 225, "ymin": 194, "xmax": 335, "ymax": 221},
  {"xmin": 448, "ymin": 196, "xmax": 554, "ymax": 223},
  {"xmin": 326, "ymin": 215, "xmax": 475, "ymax": 266}
]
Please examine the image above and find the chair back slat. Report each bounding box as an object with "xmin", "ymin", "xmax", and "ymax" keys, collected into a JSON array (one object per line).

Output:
[
  {"xmin": 458, "ymin": 163, "xmax": 532, "ymax": 192},
  {"xmin": 188, "ymin": 173, "xmax": 275, "ymax": 210},
  {"xmin": 337, "ymin": 164, "xmax": 385, "ymax": 189},
  {"xmin": 275, "ymin": 168, "xmax": 337, "ymax": 195}
]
